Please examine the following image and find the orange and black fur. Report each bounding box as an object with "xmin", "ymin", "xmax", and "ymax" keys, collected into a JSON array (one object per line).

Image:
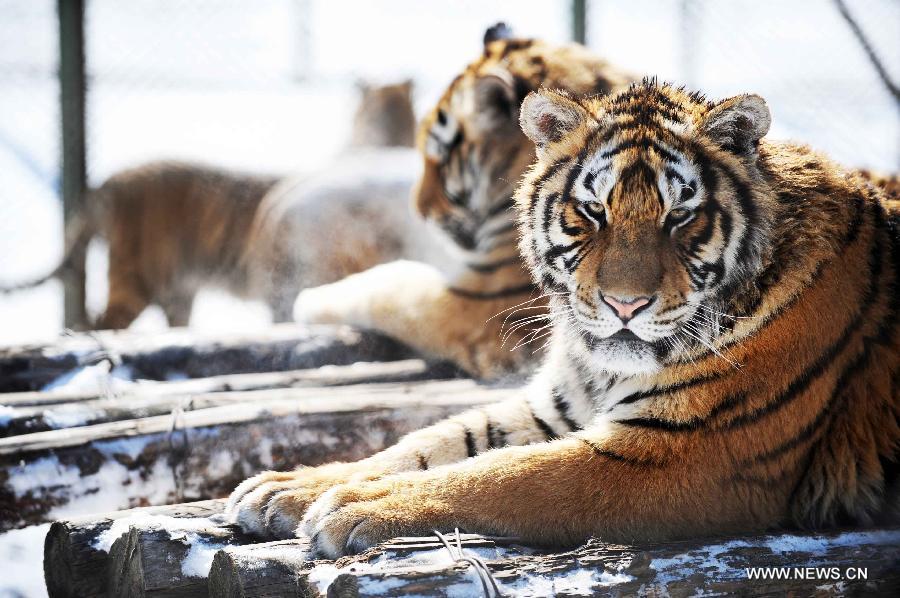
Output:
[
  {"xmin": 228, "ymin": 80, "xmax": 898, "ymax": 558},
  {"xmin": 0, "ymin": 82, "xmax": 417, "ymax": 329},
  {"xmin": 293, "ymin": 24, "xmax": 634, "ymax": 378}
]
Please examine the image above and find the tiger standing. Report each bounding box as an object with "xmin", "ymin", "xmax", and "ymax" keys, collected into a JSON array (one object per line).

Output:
[
  {"xmin": 228, "ymin": 80, "xmax": 898, "ymax": 558},
  {"xmin": 0, "ymin": 81, "xmax": 418, "ymax": 329}
]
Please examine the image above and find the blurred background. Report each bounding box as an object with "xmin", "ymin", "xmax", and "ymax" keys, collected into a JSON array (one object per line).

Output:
[{"xmin": 0, "ymin": 0, "xmax": 897, "ymax": 347}]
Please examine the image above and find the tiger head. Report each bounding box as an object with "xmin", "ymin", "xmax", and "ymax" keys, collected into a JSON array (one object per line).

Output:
[
  {"xmin": 413, "ymin": 24, "xmax": 632, "ymax": 257},
  {"xmin": 517, "ymin": 81, "xmax": 776, "ymax": 375}
]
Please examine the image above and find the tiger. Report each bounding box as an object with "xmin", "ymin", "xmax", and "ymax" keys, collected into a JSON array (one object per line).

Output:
[
  {"xmin": 291, "ymin": 23, "xmax": 634, "ymax": 378},
  {"xmin": 227, "ymin": 80, "xmax": 899, "ymax": 559},
  {"xmin": 0, "ymin": 81, "xmax": 418, "ymax": 329}
]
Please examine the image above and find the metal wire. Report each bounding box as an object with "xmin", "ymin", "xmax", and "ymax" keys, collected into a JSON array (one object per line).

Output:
[{"xmin": 433, "ymin": 528, "xmax": 504, "ymax": 598}]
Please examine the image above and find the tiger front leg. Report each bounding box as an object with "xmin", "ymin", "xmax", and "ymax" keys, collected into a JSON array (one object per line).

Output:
[
  {"xmin": 293, "ymin": 259, "xmax": 537, "ymax": 378},
  {"xmin": 227, "ymin": 396, "xmax": 553, "ymax": 539},
  {"xmin": 301, "ymin": 431, "xmax": 761, "ymax": 558}
]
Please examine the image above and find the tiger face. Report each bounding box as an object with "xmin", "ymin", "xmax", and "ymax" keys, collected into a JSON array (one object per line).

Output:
[
  {"xmin": 414, "ymin": 73, "xmax": 534, "ymax": 254},
  {"xmin": 413, "ymin": 26, "xmax": 633, "ymax": 258},
  {"xmin": 517, "ymin": 82, "xmax": 775, "ymax": 375}
]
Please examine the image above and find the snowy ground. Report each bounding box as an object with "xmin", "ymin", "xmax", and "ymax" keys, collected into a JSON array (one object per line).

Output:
[{"xmin": 0, "ymin": 1, "xmax": 898, "ymax": 596}]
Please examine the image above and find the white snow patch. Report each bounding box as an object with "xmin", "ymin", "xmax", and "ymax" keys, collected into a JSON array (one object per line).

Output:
[
  {"xmin": 91, "ymin": 513, "xmax": 226, "ymax": 578},
  {"xmin": 650, "ymin": 529, "xmax": 900, "ymax": 584},
  {"xmin": 181, "ymin": 537, "xmax": 229, "ymax": 578},
  {"xmin": 41, "ymin": 361, "xmax": 137, "ymax": 395},
  {"xmin": 256, "ymin": 437, "xmax": 275, "ymax": 469},
  {"xmin": 206, "ymin": 450, "xmax": 236, "ymax": 479},
  {"xmin": 7, "ymin": 456, "xmax": 85, "ymax": 498},
  {"xmin": 0, "ymin": 523, "xmax": 51, "ymax": 598},
  {"xmin": 41, "ymin": 404, "xmax": 104, "ymax": 428},
  {"xmin": 93, "ymin": 514, "xmax": 217, "ymax": 552},
  {"xmin": 0, "ymin": 404, "xmax": 16, "ymax": 427}
]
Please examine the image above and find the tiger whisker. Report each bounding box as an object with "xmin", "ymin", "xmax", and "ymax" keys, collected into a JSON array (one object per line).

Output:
[
  {"xmin": 680, "ymin": 322, "xmax": 742, "ymax": 369},
  {"xmin": 486, "ymin": 292, "xmax": 568, "ymax": 324}
]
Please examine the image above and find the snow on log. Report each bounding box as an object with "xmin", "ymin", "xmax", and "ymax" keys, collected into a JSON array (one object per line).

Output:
[
  {"xmin": 43, "ymin": 499, "xmax": 225, "ymax": 598},
  {"xmin": 209, "ymin": 538, "xmax": 312, "ymax": 597},
  {"xmin": 0, "ymin": 359, "xmax": 459, "ymax": 436},
  {"xmin": 214, "ymin": 529, "xmax": 900, "ymax": 597},
  {"xmin": 44, "ymin": 500, "xmax": 900, "ymax": 597},
  {"xmin": 106, "ymin": 512, "xmax": 251, "ymax": 597},
  {"xmin": 0, "ymin": 324, "xmax": 417, "ymax": 392},
  {"xmin": 1, "ymin": 380, "xmax": 511, "ymax": 531}
]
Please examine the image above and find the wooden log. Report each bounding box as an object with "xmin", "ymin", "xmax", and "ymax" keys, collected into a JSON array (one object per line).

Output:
[
  {"xmin": 106, "ymin": 512, "xmax": 252, "ymax": 597},
  {"xmin": 209, "ymin": 539, "xmax": 312, "ymax": 598},
  {"xmin": 2, "ymin": 380, "xmax": 511, "ymax": 531},
  {"xmin": 44, "ymin": 499, "xmax": 224, "ymax": 598},
  {"xmin": 211, "ymin": 529, "xmax": 900, "ymax": 597},
  {"xmin": 0, "ymin": 324, "xmax": 417, "ymax": 392},
  {"xmin": 0, "ymin": 360, "xmax": 460, "ymax": 436},
  {"xmin": 207, "ymin": 535, "xmax": 508, "ymax": 598}
]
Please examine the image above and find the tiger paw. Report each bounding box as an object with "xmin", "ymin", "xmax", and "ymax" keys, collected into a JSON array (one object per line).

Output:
[
  {"xmin": 292, "ymin": 282, "xmax": 363, "ymax": 326},
  {"xmin": 300, "ymin": 473, "xmax": 452, "ymax": 558},
  {"xmin": 225, "ymin": 462, "xmax": 380, "ymax": 539}
]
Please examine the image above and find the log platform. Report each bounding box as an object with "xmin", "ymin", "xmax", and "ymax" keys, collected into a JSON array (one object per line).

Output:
[
  {"xmin": 0, "ymin": 324, "xmax": 423, "ymax": 392},
  {"xmin": 4, "ymin": 324, "xmax": 897, "ymax": 596},
  {"xmin": 44, "ymin": 499, "xmax": 900, "ymax": 597}
]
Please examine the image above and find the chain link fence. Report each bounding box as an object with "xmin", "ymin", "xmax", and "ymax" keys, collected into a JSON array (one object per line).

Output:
[
  {"xmin": 588, "ymin": 0, "xmax": 899, "ymax": 170},
  {"xmin": 0, "ymin": 0, "xmax": 897, "ymax": 344}
]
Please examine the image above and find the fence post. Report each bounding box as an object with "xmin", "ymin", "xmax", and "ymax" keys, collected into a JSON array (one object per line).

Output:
[
  {"xmin": 57, "ymin": 0, "xmax": 88, "ymax": 329},
  {"xmin": 572, "ymin": 0, "xmax": 588, "ymax": 45}
]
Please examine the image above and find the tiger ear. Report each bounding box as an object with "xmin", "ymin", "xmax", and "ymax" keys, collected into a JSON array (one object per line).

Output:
[
  {"xmin": 473, "ymin": 75, "xmax": 517, "ymax": 132},
  {"xmin": 702, "ymin": 94, "xmax": 770, "ymax": 155},
  {"xmin": 519, "ymin": 89, "xmax": 589, "ymax": 155},
  {"xmin": 483, "ymin": 22, "xmax": 513, "ymax": 47}
]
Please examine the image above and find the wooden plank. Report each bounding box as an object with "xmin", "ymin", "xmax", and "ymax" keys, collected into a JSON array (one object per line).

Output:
[
  {"xmin": 1, "ymin": 381, "xmax": 510, "ymax": 531},
  {"xmin": 44, "ymin": 500, "xmax": 224, "ymax": 598},
  {"xmin": 0, "ymin": 360, "xmax": 459, "ymax": 436},
  {"xmin": 0, "ymin": 324, "xmax": 416, "ymax": 392}
]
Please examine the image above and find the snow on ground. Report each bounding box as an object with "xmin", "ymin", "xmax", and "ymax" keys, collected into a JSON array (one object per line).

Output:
[
  {"xmin": 0, "ymin": 524, "xmax": 50, "ymax": 598},
  {"xmin": 0, "ymin": 1, "xmax": 898, "ymax": 596}
]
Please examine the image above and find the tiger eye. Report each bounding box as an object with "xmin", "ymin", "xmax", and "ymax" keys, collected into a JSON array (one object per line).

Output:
[
  {"xmin": 669, "ymin": 208, "xmax": 691, "ymax": 221},
  {"xmin": 577, "ymin": 202, "xmax": 606, "ymax": 228}
]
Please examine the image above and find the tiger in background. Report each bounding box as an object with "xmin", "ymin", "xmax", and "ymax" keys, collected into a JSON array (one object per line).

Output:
[
  {"xmin": 0, "ymin": 81, "xmax": 418, "ymax": 328},
  {"xmin": 228, "ymin": 80, "xmax": 898, "ymax": 558},
  {"xmin": 292, "ymin": 24, "xmax": 634, "ymax": 378}
]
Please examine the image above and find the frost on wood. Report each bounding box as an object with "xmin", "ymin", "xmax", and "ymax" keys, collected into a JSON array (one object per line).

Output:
[
  {"xmin": 1, "ymin": 379, "xmax": 505, "ymax": 531},
  {"xmin": 0, "ymin": 359, "xmax": 454, "ymax": 437},
  {"xmin": 43, "ymin": 500, "xmax": 225, "ymax": 598},
  {"xmin": 0, "ymin": 323, "xmax": 417, "ymax": 392},
  {"xmin": 208, "ymin": 529, "xmax": 900, "ymax": 597}
]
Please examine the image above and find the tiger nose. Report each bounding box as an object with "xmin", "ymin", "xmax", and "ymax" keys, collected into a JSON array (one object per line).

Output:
[{"xmin": 602, "ymin": 294, "xmax": 653, "ymax": 322}]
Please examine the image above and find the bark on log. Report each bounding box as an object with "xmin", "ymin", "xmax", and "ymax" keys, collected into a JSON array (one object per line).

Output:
[
  {"xmin": 45, "ymin": 499, "xmax": 900, "ymax": 598},
  {"xmin": 2, "ymin": 380, "xmax": 510, "ymax": 531},
  {"xmin": 0, "ymin": 358, "xmax": 442, "ymax": 408},
  {"xmin": 209, "ymin": 539, "xmax": 312, "ymax": 597},
  {"xmin": 43, "ymin": 499, "xmax": 224, "ymax": 598},
  {"xmin": 0, "ymin": 324, "xmax": 418, "ymax": 392},
  {"xmin": 106, "ymin": 513, "xmax": 251, "ymax": 597},
  {"xmin": 212, "ymin": 529, "xmax": 900, "ymax": 597},
  {"xmin": 0, "ymin": 360, "xmax": 460, "ymax": 436}
]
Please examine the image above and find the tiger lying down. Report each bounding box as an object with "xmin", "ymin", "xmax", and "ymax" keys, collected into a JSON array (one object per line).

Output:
[{"xmin": 228, "ymin": 78, "xmax": 899, "ymax": 557}]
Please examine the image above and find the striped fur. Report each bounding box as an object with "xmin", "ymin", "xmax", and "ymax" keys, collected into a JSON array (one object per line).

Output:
[
  {"xmin": 292, "ymin": 28, "xmax": 634, "ymax": 377},
  {"xmin": 0, "ymin": 82, "xmax": 416, "ymax": 328},
  {"xmin": 229, "ymin": 80, "xmax": 898, "ymax": 557}
]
